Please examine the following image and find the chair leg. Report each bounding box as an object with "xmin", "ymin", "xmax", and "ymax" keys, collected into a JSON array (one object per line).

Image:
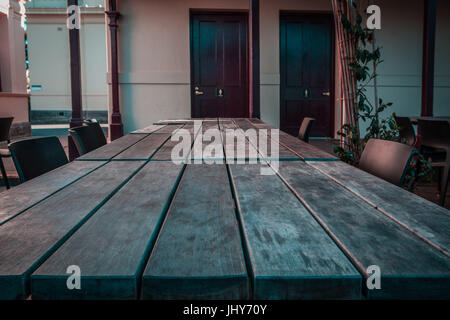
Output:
[
  {"xmin": 0, "ymin": 157, "xmax": 10, "ymax": 190},
  {"xmin": 440, "ymin": 164, "xmax": 449, "ymax": 207}
]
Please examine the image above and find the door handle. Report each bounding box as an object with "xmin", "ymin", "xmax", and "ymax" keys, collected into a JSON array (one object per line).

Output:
[
  {"xmin": 304, "ymin": 88, "xmax": 310, "ymax": 98},
  {"xmin": 194, "ymin": 87, "xmax": 204, "ymax": 95},
  {"xmin": 322, "ymin": 91, "xmax": 330, "ymax": 96}
]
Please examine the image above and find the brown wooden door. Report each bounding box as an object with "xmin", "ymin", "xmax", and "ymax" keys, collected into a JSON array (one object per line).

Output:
[
  {"xmin": 280, "ymin": 13, "xmax": 334, "ymax": 137},
  {"xmin": 191, "ymin": 13, "xmax": 249, "ymax": 118}
]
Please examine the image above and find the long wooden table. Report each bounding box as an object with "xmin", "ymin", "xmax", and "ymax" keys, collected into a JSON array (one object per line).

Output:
[{"xmin": 0, "ymin": 118, "xmax": 449, "ymax": 300}]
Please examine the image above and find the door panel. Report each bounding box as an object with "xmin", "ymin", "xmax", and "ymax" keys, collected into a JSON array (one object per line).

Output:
[
  {"xmin": 280, "ymin": 13, "xmax": 333, "ymax": 137},
  {"xmin": 191, "ymin": 13, "xmax": 249, "ymax": 118}
]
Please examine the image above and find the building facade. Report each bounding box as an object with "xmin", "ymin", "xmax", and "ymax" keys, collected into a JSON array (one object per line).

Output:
[
  {"xmin": 25, "ymin": 0, "xmax": 108, "ymax": 124},
  {"xmin": 103, "ymin": 0, "xmax": 449, "ymax": 137},
  {"xmin": 0, "ymin": 0, "xmax": 29, "ymax": 137}
]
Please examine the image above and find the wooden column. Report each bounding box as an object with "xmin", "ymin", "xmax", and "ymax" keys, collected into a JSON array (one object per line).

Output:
[
  {"xmin": 421, "ymin": 0, "xmax": 437, "ymax": 117},
  {"xmin": 68, "ymin": 0, "xmax": 83, "ymax": 161},
  {"xmin": 106, "ymin": 0, "xmax": 123, "ymax": 140},
  {"xmin": 249, "ymin": 0, "xmax": 260, "ymax": 119}
]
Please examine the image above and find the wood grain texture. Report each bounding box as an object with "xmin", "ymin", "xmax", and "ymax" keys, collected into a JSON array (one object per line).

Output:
[
  {"xmin": 229, "ymin": 164, "xmax": 361, "ymax": 299},
  {"xmin": 113, "ymin": 133, "xmax": 170, "ymax": 160},
  {"xmin": 142, "ymin": 164, "xmax": 248, "ymax": 299},
  {"xmin": 0, "ymin": 161, "xmax": 105, "ymax": 225},
  {"xmin": 151, "ymin": 132, "xmax": 196, "ymax": 162},
  {"xmin": 154, "ymin": 119, "xmax": 217, "ymax": 125},
  {"xmin": 0, "ymin": 161, "xmax": 143, "ymax": 300},
  {"xmin": 278, "ymin": 131, "xmax": 338, "ymax": 161},
  {"xmin": 76, "ymin": 134, "xmax": 148, "ymax": 161},
  {"xmin": 235, "ymin": 118, "xmax": 336, "ymax": 161},
  {"xmin": 131, "ymin": 124, "xmax": 167, "ymax": 134},
  {"xmin": 153, "ymin": 124, "xmax": 184, "ymax": 134},
  {"xmin": 31, "ymin": 162, "xmax": 183, "ymax": 300},
  {"xmin": 277, "ymin": 161, "xmax": 450, "ymax": 299},
  {"xmin": 308, "ymin": 161, "xmax": 450, "ymax": 255},
  {"xmin": 218, "ymin": 119, "xmax": 256, "ymax": 162},
  {"xmin": 191, "ymin": 128, "xmax": 224, "ymax": 162},
  {"xmin": 232, "ymin": 119, "xmax": 307, "ymax": 161}
]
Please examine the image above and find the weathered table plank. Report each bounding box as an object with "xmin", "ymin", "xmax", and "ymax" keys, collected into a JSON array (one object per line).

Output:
[
  {"xmin": 0, "ymin": 161, "xmax": 143, "ymax": 300},
  {"xmin": 31, "ymin": 162, "xmax": 183, "ymax": 299},
  {"xmin": 307, "ymin": 161, "xmax": 450, "ymax": 255},
  {"xmin": 232, "ymin": 119, "xmax": 311, "ymax": 161},
  {"xmin": 154, "ymin": 119, "xmax": 217, "ymax": 125},
  {"xmin": 191, "ymin": 127, "xmax": 224, "ymax": 162},
  {"xmin": 131, "ymin": 124, "xmax": 167, "ymax": 134},
  {"xmin": 221, "ymin": 128, "xmax": 260, "ymax": 162},
  {"xmin": 151, "ymin": 124, "xmax": 184, "ymax": 134},
  {"xmin": 142, "ymin": 164, "xmax": 248, "ymax": 299},
  {"xmin": 113, "ymin": 133, "xmax": 170, "ymax": 160},
  {"xmin": 151, "ymin": 132, "xmax": 196, "ymax": 161},
  {"xmin": 278, "ymin": 132, "xmax": 338, "ymax": 161},
  {"xmin": 229, "ymin": 164, "xmax": 361, "ymax": 299},
  {"xmin": 76, "ymin": 134, "xmax": 148, "ymax": 161},
  {"xmin": 277, "ymin": 161, "xmax": 450, "ymax": 299},
  {"xmin": 0, "ymin": 161, "xmax": 105, "ymax": 225}
]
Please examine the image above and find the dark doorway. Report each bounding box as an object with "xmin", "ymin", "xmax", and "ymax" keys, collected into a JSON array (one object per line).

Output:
[
  {"xmin": 190, "ymin": 12, "xmax": 249, "ymax": 118},
  {"xmin": 280, "ymin": 12, "xmax": 334, "ymax": 137}
]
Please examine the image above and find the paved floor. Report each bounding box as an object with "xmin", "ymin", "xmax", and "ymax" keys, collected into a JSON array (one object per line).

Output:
[{"xmin": 1, "ymin": 135, "xmax": 449, "ymax": 209}]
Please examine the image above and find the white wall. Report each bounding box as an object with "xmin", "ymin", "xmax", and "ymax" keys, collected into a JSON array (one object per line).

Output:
[
  {"xmin": 357, "ymin": 0, "xmax": 450, "ymax": 133},
  {"xmin": 0, "ymin": 0, "xmax": 29, "ymax": 124},
  {"xmin": 26, "ymin": 3, "xmax": 107, "ymax": 114}
]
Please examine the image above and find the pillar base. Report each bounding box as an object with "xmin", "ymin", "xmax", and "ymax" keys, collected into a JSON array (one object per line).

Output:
[{"xmin": 110, "ymin": 122, "xmax": 123, "ymax": 141}]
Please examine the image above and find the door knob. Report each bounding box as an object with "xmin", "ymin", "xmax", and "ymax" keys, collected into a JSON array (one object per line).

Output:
[
  {"xmin": 322, "ymin": 91, "xmax": 330, "ymax": 96},
  {"xmin": 304, "ymin": 88, "xmax": 310, "ymax": 98},
  {"xmin": 194, "ymin": 87, "xmax": 204, "ymax": 95}
]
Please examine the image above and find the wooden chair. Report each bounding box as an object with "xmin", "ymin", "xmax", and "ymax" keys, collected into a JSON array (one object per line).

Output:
[
  {"xmin": 0, "ymin": 117, "xmax": 14, "ymax": 189},
  {"xmin": 359, "ymin": 138, "xmax": 414, "ymax": 186},
  {"xmin": 418, "ymin": 119, "xmax": 450, "ymax": 206},
  {"xmin": 298, "ymin": 117, "xmax": 315, "ymax": 143},
  {"xmin": 9, "ymin": 136, "xmax": 68, "ymax": 183},
  {"xmin": 394, "ymin": 115, "xmax": 416, "ymax": 146},
  {"xmin": 69, "ymin": 121, "xmax": 106, "ymax": 156}
]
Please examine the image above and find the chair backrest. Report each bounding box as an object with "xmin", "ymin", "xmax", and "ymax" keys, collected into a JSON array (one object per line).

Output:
[
  {"xmin": 394, "ymin": 115, "xmax": 416, "ymax": 146},
  {"xmin": 419, "ymin": 119, "xmax": 450, "ymax": 150},
  {"xmin": 298, "ymin": 117, "xmax": 315, "ymax": 143},
  {"xmin": 359, "ymin": 138, "xmax": 414, "ymax": 186},
  {"xmin": 0, "ymin": 117, "xmax": 14, "ymax": 143},
  {"xmin": 69, "ymin": 122, "xmax": 107, "ymax": 155},
  {"xmin": 9, "ymin": 136, "xmax": 68, "ymax": 182}
]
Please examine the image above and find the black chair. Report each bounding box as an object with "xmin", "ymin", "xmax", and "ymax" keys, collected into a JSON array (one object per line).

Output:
[
  {"xmin": 69, "ymin": 121, "xmax": 106, "ymax": 156},
  {"xmin": 0, "ymin": 117, "xmax": 14, "ymax": 189},
  {"xmin": 419, "ymin": 119, "xmax": 450, "ymax": 206},
  {"xmin": 9, "ymin": 136, "xmax": 68, "ymax": 183},
  {"xmin": 298, "ymin": 117, "xmax": 315, "ymax": 143},
  {"xmin": 359, "ymin": 138, "xmax": 414, "ymax": 186},
  {"xmin": 394, "ymin": 115, "xmax": 416, "ymax": 146}
]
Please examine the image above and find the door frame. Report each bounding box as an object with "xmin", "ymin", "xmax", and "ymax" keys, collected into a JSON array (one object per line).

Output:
[
  {"xmin": 279, "ymin": 11, "xmax": 335, "ymax": 137},
  {"xmin": 189, "ymin": 10, "xmax": 250, "ymax": 118}
]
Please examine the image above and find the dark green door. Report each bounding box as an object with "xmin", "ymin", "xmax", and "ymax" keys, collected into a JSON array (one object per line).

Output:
[
  {"xmin": 280, "ymin": 13, "xmax": 334, "ymax": 137},
  {"xmin": 191, "ymin": 13, "xmax": 249, "ymax": 118}
]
